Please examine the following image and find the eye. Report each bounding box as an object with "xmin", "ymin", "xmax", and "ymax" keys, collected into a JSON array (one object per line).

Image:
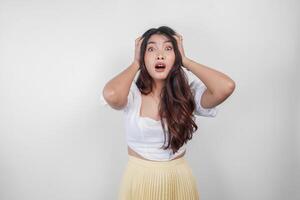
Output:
[
  {"xmin": 147, "ymin": 47, "xmax": 154, "ymax": 51},
  {"xmin": 166, "ymin": 46, "xmax": 173, "ymax": 50}
]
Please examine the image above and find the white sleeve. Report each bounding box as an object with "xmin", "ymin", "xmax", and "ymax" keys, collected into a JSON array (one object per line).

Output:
[
  {"xmin": 122, "ymin": 83, "xmax": 138, "ymax": 113},
  {"xmin": 100, "ymin": 83, "xmax": 137, "ymax": 113},
  {"xmin": 190, "ymin": 79, "xmax": 218, "ymax": 117}
]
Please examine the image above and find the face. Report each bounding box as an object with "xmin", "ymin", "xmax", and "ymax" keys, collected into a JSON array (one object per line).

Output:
[{"xmin": 144, "ymin": 34, "xmax": 175, "ymax": 81}]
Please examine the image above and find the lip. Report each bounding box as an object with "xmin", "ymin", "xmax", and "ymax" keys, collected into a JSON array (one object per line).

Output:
[{"xmin": 155, "ymin": 61, "xmax": 166, "ymax": 67}]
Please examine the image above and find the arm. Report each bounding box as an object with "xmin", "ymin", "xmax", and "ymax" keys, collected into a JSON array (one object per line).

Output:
[
  {"xmin": 102, "ymin": 36, "xmax": 143, "ymax": 110},
  {"xmin": 102, "ymin": 61, "xmax": 139, "ymax": 110},
  {"xmin": 172, "ymin": 33, "xmax": 235, "ymax": 109},
  {"xmin": 183, "ymin": 57, "xmax": 235, "ymax": 108}
]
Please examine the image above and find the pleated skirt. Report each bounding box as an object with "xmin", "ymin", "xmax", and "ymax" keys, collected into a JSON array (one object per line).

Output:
[{"xmin": 118, "ymin": 155, "xmax": 200, "ymax": 200}]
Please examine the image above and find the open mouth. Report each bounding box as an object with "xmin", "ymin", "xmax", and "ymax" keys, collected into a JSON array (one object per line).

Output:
[{"xmin": 155, "ymin": 62, "xmax": 166, "ymax": 72}]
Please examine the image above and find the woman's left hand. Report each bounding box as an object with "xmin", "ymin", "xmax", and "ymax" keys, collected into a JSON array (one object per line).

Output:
[{"xmin": 173, "ymin": 33, "xmax": 189, "ymax": 69}]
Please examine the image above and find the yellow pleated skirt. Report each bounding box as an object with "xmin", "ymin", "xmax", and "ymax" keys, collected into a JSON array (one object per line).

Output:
[{"xmin": 118, "ymin": 155, "xmax": 200, "ymax": 200}]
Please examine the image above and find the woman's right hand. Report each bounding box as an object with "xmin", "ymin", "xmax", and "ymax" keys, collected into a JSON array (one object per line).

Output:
[{"xmin": 133, "ymin": 36, "xmax": 144, "ymax": 64}]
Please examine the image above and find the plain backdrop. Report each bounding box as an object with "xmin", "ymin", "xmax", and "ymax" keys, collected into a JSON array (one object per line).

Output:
[{"xmin": 0, "ymin": 0, "xmax": 299, "ymax": 199}]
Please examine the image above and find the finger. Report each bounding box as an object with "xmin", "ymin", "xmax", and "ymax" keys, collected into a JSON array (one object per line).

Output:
[
  {"xmin": 175, "ymin": 33, "xmax": 183, "ymax": 40},
  {"xmin": 135, "ymin": 36, "xmax": 142, "ymax": 43},
  {"xmin": 175, "ymin": 33, "xmax": 182, "ymax": 38},
  {"xmin": 173, "ymin": 35, "xmax": 180, "ymax": 43},
  {"xmin": 137, "ymin": 38, "xmax": 143, "ymax": 46},
  {"xmin": 135, "ymin": 37, "xmax": 142, "ymax": 46},
  {"xmin": 137, "ymin": 36, "xmax": 143, "ymax": 43},
  {"xmin": 173, "ymin": 34, "xmax": 182, "ymax": 42}
]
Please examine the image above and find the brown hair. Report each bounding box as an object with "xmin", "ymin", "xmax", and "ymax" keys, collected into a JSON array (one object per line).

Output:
[{"xmin": 136, "ymin": 26, "xmax": 198, "ymax": 154}]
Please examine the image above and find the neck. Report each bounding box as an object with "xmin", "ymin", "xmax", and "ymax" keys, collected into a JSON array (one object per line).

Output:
[{"xmin": 151, "ymin": 79, "xmax": 165, "ymax": 97}]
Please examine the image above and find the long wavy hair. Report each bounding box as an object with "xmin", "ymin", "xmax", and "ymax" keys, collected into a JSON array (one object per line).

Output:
[{"xmin": 136, "ymin": 26, "xmax": 199, "ymax": 154}]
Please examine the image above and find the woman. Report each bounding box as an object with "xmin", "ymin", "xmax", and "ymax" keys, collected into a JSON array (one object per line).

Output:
[{"xmin": 101, "ymin": 26, "xmax": 235, "ymax": 200}]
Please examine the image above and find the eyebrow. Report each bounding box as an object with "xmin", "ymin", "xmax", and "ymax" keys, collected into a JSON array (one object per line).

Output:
[{"xmin": 147, "ymin": 40, "xmax": 172, "ymax": 45}]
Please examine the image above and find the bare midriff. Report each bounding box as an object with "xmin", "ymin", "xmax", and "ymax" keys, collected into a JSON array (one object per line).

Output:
[{"xmin": 127, "ymin": 145, "xmax": 186, "ymax": 162}]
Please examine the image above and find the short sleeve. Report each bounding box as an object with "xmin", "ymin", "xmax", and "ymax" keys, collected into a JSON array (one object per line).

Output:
[
  {"xmin": 190, "ymin": 79, "xmax": 218, "ymax": 117},
  {"xmin": 100, "ymin": 82, "xmax": 138, "ymax": 113},
  {"xmin": 122, "ymin": 82, "xmax": 138, "ymax": 113}
]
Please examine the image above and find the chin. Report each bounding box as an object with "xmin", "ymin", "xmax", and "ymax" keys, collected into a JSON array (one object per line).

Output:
[{"xmin": 152, "ymin": 74, "xmax": 168, "ymax": 80}]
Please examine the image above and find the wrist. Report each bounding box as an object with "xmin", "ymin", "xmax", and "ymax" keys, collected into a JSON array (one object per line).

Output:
[
  {"xmin": 182, "ymin": 57, "xmax": 191, "ymax": 70},
  {"xmin": 131, "ymin": 61, "xmax": 140, "ymax": 70}
]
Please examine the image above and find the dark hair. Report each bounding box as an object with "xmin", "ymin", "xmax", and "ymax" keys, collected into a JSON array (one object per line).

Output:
[{"xmin": 136, "ymin": 26, "xmax": 198, "ymax": 154}]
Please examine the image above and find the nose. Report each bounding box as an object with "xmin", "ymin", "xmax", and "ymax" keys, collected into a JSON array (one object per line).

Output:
[{"xmin": 156, "ymin": 51, "xmax": 165, "ymax": 60}]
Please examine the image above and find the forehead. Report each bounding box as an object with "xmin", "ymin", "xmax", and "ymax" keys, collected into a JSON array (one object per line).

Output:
[{"xmin": 147, "ymin": 34, "xmax": 172, "ymax": 45}]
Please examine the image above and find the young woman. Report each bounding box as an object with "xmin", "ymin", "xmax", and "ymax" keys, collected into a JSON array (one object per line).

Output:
[{"xmin": 101, "ymin": 26, "xmax": 235, "ymax": 200}]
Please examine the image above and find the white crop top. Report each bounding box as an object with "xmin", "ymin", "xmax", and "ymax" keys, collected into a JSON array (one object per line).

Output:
[{"xmin": 101, "ymin": 79, "xmax": 218, "ymax": 161}]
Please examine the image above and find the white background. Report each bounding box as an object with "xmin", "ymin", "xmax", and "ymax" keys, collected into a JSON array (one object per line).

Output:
[{"xmin": 0, "ymin": 0, "xmax": 299, "ymax": 199}]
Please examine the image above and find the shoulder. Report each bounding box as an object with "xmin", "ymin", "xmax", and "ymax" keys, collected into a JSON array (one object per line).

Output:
[
  {"xmin": 122, "ymin": 82, "xmax": 140, "ymax": 113},
  {"xmin": 189, "ymin": 79, "xmax": 218, "ymax": 117}
]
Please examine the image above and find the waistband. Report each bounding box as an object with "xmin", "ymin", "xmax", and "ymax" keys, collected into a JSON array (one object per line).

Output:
[{"xmin": 127, "ymin": 155, "xmax": 186, "ymax": 168}]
